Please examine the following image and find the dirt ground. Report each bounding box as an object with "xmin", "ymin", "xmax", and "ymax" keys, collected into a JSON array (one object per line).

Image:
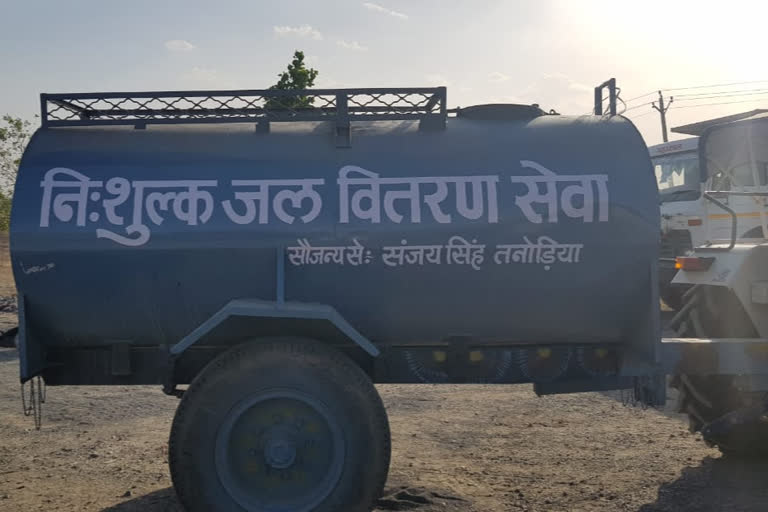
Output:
[
  {"xmin": 0, "ymin": 235, "xmax": 16, "ymax": 299},
  {"xmin": 0, "ymin": 235, "xmax": 17, "ymax": 338},
  {"xmin": 2, "ymin": 231, "xmax": 768, "ymax": 512},
  {"xmin": 2, "ymin": 352, "xmax": 768, "ymax": 512}
]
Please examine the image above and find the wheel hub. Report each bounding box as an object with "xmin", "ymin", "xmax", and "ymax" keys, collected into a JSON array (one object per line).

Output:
[
  {"xmin": 214, "ymin": 389, "xmax": 345, "ymax": 512},
  {"xmin": 263, "ymin": 437, "xmax": 297, "ymax": 469}
]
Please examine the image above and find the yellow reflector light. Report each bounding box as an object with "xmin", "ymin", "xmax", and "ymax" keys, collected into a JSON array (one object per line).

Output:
[
  {"xmin": 675, "ymin": 256, "xmax": 715, "ymax": 271},
  {"xmin": 432, "ymin": 350, "xmax": 447, "ymax": 363},
  {"xmin": 469, "ymin": 350, "xmax": 484, "ymax": 363}
]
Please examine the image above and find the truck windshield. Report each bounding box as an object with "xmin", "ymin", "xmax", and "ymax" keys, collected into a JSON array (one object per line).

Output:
[{"xmin": 653, "ymin": 151, "xmax": 700, "ymax": 201}]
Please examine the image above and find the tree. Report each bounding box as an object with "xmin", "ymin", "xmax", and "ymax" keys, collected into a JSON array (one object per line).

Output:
[
  {"xmin": 0, "ymin": 193, "xmax": 10, "ymax": 232},
  {"xmin": 0, "ymin": 115, "xmax": 33, "ymax": 231},
  {"xmin": 266, "ymin": 50, "xmax": 319, "ymax": 110},
  {"xmin": 0, "ymin": 115, "xmax": 32, "ymax": 193}
]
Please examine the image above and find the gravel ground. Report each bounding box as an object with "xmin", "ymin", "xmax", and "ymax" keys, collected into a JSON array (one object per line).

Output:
[
  {"xmin": 3, "ymin": 347, "xmax": 768, "ymax": 512},
  {"xmin": 0, "ymin": 296, "xmax": 16, "ymax": 314}
]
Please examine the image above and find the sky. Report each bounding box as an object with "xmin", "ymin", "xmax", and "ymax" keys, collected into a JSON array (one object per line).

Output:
[{"xmin": 1, "ymin": 0, "xmax": 767, "ymax": 146}]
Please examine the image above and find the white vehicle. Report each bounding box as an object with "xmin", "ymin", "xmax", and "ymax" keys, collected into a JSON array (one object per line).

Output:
[
  {"xmin": 653, "ymin": 137, "xmax": 704, "ymax": 243},
  {"xmin": 667, "ymin": 112, "xmax": 768, "ymax": 454},
  {"xmin": 653, "ymin": 133, "xmax": 768, "ymax": 308},
  {"xmin": 652, "ymin": 137, "xmax": 702, "ymax": 308}
]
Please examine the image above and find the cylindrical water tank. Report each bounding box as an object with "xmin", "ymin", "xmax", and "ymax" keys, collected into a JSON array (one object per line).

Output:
[{"xmin": 11, "ymin": 105, "xmax": 658, "ymax": 350}]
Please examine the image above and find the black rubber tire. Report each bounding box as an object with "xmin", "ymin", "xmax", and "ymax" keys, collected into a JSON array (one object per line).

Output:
[
  {"xmin": 0, "ymin": 327, "xmax": 17, "ymax": 348},
  {"xmin": 660, "ymin": 284, "xmax": 687, "ymax": 311},
  {"xmin": 670, "ymin": 286, "xmax": 765, "ymax": 455},
  {"xmin": 169, "ymin": 338, "xmax": 391, "ymax": 512}
]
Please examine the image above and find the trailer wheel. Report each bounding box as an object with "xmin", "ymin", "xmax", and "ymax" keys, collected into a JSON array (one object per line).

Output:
[
  {"xmin": 670, "ymin": 287, "xmax": 768, "ymax": 456},
  {"xmin": 169, "ymin": 339, "xmax": 390, "ymax": 512}
]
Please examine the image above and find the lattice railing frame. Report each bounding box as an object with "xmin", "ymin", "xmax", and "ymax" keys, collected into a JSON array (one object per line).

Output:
[{"xmin": 40, "ymin": 87, "xmax": 447, "ymax": 129}]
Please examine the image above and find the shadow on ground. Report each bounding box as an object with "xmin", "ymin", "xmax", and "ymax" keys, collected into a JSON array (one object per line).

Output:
[
  {"xmin": 101, "ymin": 488, "xmax": 182, "ymax": 512},
  {"xmin": 638, "ymin": 455, "xmax": 768, "ymax": 511},
  {"xmin": 597, "ymin": 309, "xmax": 684, "ymax": 419},
  {"xmin": 0, "ymin": 348, "xmax": 18, "ymax": 362},
  {"xmin": 99, "ymin": 486, "xmax": 471, "ymax": 512}
]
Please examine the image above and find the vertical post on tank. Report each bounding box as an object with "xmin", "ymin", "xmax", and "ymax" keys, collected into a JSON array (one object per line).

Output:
[
  {"xmin": 40, "ymin": 94, "xmax": 49, "ymax": 128},
  {"xmin": 607, "ymin": 79, "xmax": 617, "ymax": 117},
  {"xmin": 593, "ymin": 78, "xmax": 617, "ymax": 116},
  {"xmin": 276, "ymin": 246, "xmax": 285, "ymax": 305},
  {"xmin": 593, "ymin": 86, "xmax": 603, "ymax": 115},
  {"xmin": 335, "ymin": 92, "xmax": 351, "ymax": 148},
  {"xmin": 438, "ymin": 86, "xmax": 447, "ymax": 119}
]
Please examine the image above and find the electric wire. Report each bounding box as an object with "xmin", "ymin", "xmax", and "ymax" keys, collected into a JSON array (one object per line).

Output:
[
  {"xmin": 674, "ymin": 90, "xmax": 768, "ymax": 101},
  {"xmin": 664, "ymin": 80, "xmax": 768, "ymax": 92},
  {"xmin": 670, "ymin": 97, "xmax": 768, "ymax": 109}
]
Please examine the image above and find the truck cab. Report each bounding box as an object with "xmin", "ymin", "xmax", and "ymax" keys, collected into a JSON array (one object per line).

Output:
[
  {"xmin": 654, "ymin": 129, "xmax": 768, "ymax": 309},
  {"xmin": 652, "ymin": 137, "xmax": 702, "ymax": 307}
]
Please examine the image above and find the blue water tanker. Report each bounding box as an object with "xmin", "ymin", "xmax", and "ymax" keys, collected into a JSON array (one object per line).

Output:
[{"xmin": 12, "ymin": 85, "xmax": 661, "ymax": 511}]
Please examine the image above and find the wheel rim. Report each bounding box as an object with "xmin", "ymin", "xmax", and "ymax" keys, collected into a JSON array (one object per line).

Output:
[{"xmin": 214, "ymin": 389, "xmax": 345, "ymax": 512}]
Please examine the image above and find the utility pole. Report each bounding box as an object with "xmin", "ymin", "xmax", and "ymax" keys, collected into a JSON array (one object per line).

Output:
[{"xmin": 652, "ymin": 90, "xmax": 674, "ymax": 142}]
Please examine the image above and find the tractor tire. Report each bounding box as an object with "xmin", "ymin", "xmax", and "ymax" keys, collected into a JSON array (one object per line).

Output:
[
  {"xmin": 169, "ymin": 338, "xmax": 391, "ymax": 512},
  {"xmin": 670, "ymin": 286, "xmax": 768, "ymax": 456},
  {"xmin": 660, "ymin": 284, "xmax": 687, "ymax": 311}
]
